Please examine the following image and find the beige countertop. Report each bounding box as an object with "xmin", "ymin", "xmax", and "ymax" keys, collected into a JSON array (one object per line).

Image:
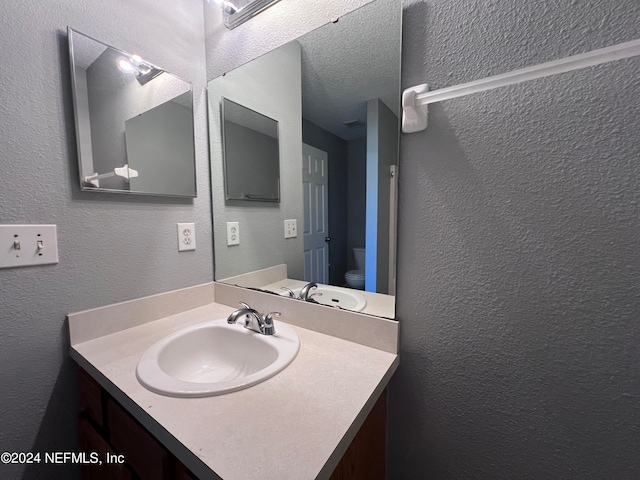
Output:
[{"xmin": 69, "ymin": 287, "xmax": 398, "ymax": 480}]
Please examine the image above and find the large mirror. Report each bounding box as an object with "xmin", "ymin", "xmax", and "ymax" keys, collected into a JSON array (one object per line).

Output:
[
  {"xmin": 68, "ymin": 28, "xmax": 197, "ymax": 197},
  {"xmin": 208, "ymin": 0, "xmax": 401, "ymax": 319}
]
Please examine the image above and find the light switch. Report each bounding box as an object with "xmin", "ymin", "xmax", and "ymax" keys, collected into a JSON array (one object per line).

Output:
[
  {"xmin": 0, "ymin": 225, "xmax": 59, "ymax": 269},
  {"xmin": 177, "ymin": 223, "xmax": 196, "ymax": 251},
  {"xmin": 284, "ymin": 219, "xmax": 297, "ymax": 239}
]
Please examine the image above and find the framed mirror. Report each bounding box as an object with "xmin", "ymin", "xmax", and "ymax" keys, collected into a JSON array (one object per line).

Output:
[
  {"xmin": 222, "ymin": 98, "xmax": 280, "ymax": 202},
  {"xmin": 68, "ymin": 28, "xmax": 197, "ymax": 197},
  {"xmin": 208, "ymin": 0, "xmax": 401, "ymax": 319}
]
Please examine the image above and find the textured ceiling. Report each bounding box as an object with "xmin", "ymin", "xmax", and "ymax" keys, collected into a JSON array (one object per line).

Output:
[{"xmin": 298, "ymin": 0, "xmax": 401, "ymax": 141}]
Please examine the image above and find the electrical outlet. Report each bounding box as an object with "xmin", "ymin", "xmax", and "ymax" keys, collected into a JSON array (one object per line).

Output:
[
  {"xmin": 227, "ymin": 222, "xmax": 240, "ymax": 246},
  {"xmin": 177, "ymin": 223, "xmax": 196, "ymax": 251},
  {"xmin": 284, "ymin": 219, "xmax": 297, "ymax": 239},
  {"xmin": 0, "ymin": 225, "xmax": 59, "ymax": 269}
]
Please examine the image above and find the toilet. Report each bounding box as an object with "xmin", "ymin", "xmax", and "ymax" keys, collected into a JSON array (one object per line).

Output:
[{"xmin": 345, "ymin": 247, "xmax": 366, "ymax": 290}]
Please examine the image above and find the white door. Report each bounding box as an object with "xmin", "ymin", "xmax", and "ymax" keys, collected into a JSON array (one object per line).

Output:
[{"xmin": 302, "ymin": 144, "xmax": 329, "ymax": 283}]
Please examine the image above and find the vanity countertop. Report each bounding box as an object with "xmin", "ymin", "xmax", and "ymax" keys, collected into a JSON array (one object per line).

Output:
[{"xmin": 70, "ymin": 297, "xmax": 398, "ymax": 480}]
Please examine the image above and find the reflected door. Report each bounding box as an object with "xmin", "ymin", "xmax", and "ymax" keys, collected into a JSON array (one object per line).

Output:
[{"xmin": 302, "ymin": 144, "xmax": 329, "ymax": 283}]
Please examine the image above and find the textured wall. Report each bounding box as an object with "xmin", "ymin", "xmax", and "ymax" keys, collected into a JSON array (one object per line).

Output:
[
  {"xmin": 204, "ymin": 0, "xmax": 374, "ymax": 79},
  {"xmin": 0, "ymin": 1, "xmax": 210, "ymax": 478},
  {"xmin": 389, "ymin": 0, "xmax": 640, "ymax": 478}
]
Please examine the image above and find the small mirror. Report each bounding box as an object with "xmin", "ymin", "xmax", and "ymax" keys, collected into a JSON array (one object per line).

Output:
[
  {"xmin": 222, "ymin": 98, "xmax": 280, "ymax": 202},
  {"xmin": 68, "ymin": 28, "xmax": 197, "ymax": 197}
]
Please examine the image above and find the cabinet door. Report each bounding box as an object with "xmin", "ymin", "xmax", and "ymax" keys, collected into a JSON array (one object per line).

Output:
[
  {"xmin": 78, "ymin": 416, "xmax": 133, "ymax": 480},
  {"xmin": 107, "ymin": 397, "xmax": 171, "ymax": 480},
  {"xmin": 330, "ymin": 389, "xmax": 387, "ymax": 480}
]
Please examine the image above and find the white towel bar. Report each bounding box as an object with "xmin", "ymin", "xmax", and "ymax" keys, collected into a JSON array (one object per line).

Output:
[{"xmin": 402, "ymin": 38, "xmax": 640, "ymax": 133}]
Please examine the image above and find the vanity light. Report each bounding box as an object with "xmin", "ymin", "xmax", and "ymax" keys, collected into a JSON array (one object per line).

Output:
[
  {"xmin": 115, "ymin": 54, "xmax": 164, "ymax": 85},
  {"xmin": 207, "ymin": 0, "xmax": 280, "ymax": 30},
  {"xmin": 116, "ymin": 56, "xmax": 136, "ymax": 74}
]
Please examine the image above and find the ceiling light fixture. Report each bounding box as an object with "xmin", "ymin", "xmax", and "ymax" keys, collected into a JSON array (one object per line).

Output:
[{"xmin": 207, "ymin": 0, "xmax": 280, "ymax": 30}]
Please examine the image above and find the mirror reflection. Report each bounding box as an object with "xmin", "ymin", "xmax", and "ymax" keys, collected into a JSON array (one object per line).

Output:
[
  {"xmin": 68, "ymin": 28, "xmax": 197, "ymax": 197},
  {"xmin": 222, "ymin": 98, "xmax": 281, "ymax": 202},
  {"xmin": 208, "ymin": 0, "xmax": 401, "ymax": 319}
]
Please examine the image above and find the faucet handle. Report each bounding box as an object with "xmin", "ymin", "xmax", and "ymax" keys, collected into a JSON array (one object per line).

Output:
[
  {"xmin": 280, "ymin": 287, "xmax": 295, "ymax": 298},
  {"xmin": 263, "ymin": 312, "xmax": 280, "ymax": 335},
  {"xmin": 239, "ymin": 301, "xmax": 252, "ymax": 309}
]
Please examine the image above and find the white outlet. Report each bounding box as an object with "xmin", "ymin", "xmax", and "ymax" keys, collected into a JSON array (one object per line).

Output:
[
  {"xmin": 0, "ymin": 224, "xmax": 59, "ymax": 269},
  {"xmin": 284, "ymin": 219, "xmax": 297, "ymax": 239},
  {"xmin": 227, "ymin": 222, "xmax": 240, "ymax": 246},
  {"xmin": 177, "ymin": 223, "xmax": 196, "ymax": 251}
]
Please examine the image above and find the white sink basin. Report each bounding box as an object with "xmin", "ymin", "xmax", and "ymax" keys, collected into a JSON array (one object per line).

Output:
[
  {"xmin": 285, "ymin": 285, "xmax": 367, "ymax": 312},
  {"xmin": 136, "ymin": 319, "xmax": 299, "ymax": 397}
]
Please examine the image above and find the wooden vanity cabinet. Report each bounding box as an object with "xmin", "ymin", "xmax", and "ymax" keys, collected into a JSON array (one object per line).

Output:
[
  {"xmin": 77, "ymin": 368, "xmax": 183, "ymax": 480},
  {"xmin": 77, "ymin": 367, "xmax": 386, "ymax": 479}
]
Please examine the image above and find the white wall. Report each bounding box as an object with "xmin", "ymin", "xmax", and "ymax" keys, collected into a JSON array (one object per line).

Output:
[
  {"xmin": 0, "ymin": 1, "xmax": 210, "ymax": 478},
  {"xmin": 208, "ymin": 41, "xmax": 304, "ymax": 280}
]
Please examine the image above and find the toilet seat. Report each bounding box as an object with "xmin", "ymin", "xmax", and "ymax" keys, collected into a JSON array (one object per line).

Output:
[
  {"xmin": 345, "ymin": 270, "xmax": 365, "ymax": 289},
  {"xmin": 345, "ymin": 270, "xmax": 365, "ymax": 279}
]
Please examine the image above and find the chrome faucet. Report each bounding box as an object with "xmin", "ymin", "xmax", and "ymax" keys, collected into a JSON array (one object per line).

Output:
[
  {"xmin": 280, "ymin": 287, "xmax": 296, "ymax": 298},
  {"xmin": 226, "ymin": 302, "xmax": 279, "ymax": 335},
  {"xmin": 280, "ymin": 284, "xmax": 323, "ymax": 302},
  {"xmin": 299, "ymin": 282, "xmax": 321, "ymax": 301}
]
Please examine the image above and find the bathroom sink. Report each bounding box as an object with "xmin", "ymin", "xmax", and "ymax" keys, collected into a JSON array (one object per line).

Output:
[
  {"xmin": 136, "ymin": 318, "xmax": 299, "ymax": 397},
  {"xmin": 286, "ymin": 285, "xmax": 367, "ymax": 312}
]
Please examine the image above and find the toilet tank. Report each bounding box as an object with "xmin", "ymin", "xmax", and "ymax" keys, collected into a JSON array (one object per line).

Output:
[{"xmin": 353, "ymin": 247, "xmax": 366, "ymax": 271}]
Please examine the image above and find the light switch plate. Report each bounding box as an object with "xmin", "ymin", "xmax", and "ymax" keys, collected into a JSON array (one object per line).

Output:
[
  {"xmin": 284, "ymin": 219, "xmax": 297, "ymax": 239},
  {"xmin": 0, "ymin": 224, "xmax": 59, "ymax": 269},
  {"xmin": 177, "ymin": 223, "xmax": 196, "ymax": 251},
  {"xmin": 227, "ymin": 222, "xmax": 239, "ymax": 246}
]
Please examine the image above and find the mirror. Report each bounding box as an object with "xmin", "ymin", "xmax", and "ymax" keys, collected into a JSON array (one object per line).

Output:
[
  {"xmin": 68, "ymin": 28, "xmax": 197, "ymax": 197},
  {"xmin": 222, "ymin": 98, "xmax": 280, "ymax": 202},
  {"xmin": 208, "ymin": 0, "xmax": 401, "ymax": 319}
]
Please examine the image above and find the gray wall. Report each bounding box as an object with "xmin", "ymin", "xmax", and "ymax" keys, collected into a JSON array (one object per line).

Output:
[
  {"xmin": 389, "ymin": 0, "xmax": 640, "ymax": 478},
  {"xmin": 302, "ymin": 119, "xmax": 349, "ymax": 285},
  {"xmin": 126, "ymin": 99, "xmax": 196, "ymax": 196},
  {"xmin": 0, "ymin": 0, "xmax": 210, "ymax": 478},
  {"xmin": 347, "ymin": 138, "xmax": 366, "ymax": 268},
  {"xmin": 208, "ymin": 41, "xmax": 304, "ymax": 280},
  {"xmin": 223, "ymin": 121, "xmax": 279, "ymax": 200}
]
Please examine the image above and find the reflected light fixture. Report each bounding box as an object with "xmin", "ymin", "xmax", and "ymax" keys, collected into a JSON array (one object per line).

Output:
[
  {"xmin": 207, "ymin": 0, "xmax": 280, "ymax": 30},
  {"xmin": 116, "ymin": 54, "xmax": 164, "ymax": 86}
]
